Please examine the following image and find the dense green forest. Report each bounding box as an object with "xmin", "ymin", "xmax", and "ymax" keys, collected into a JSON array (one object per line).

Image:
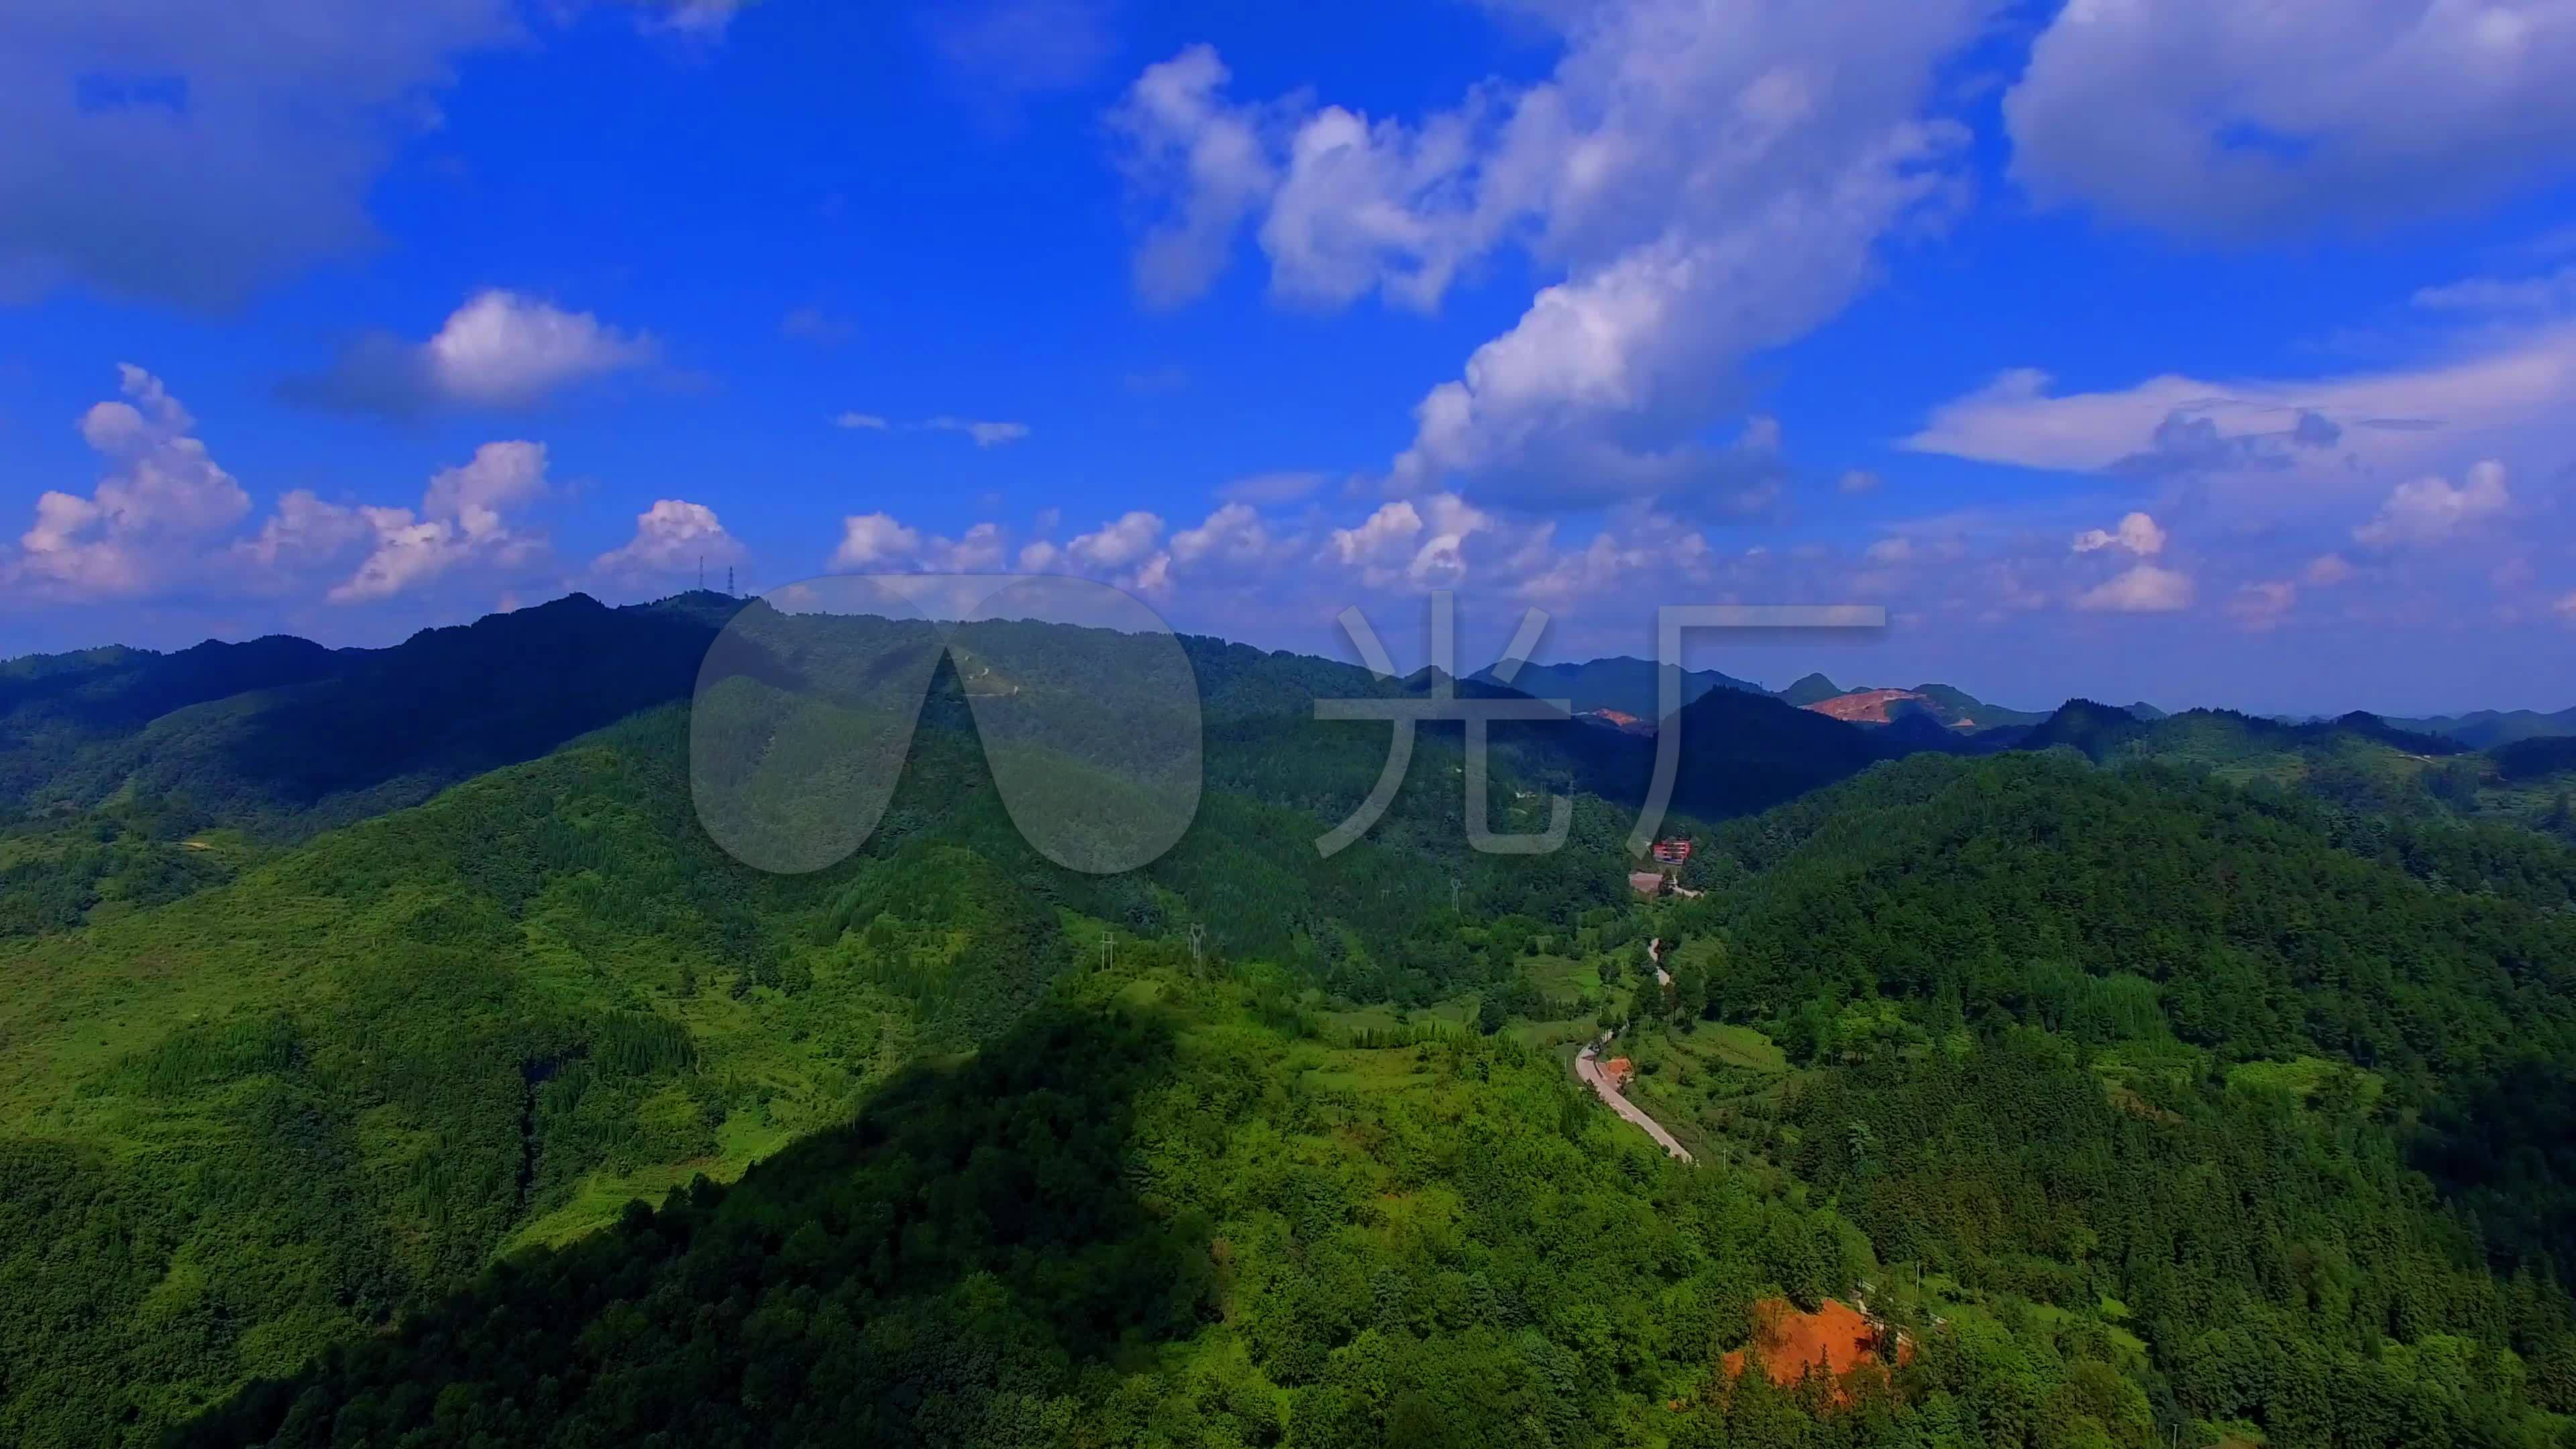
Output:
[{"xmin": 3, "ymin": 595, "xmax": 2575, "ymax": 1447}]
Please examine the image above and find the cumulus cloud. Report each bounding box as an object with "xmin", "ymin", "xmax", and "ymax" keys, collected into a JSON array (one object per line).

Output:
[
  {"xmin": 1067, "ymin": 511, "xmax": 1166, "ymax": 570},
  {"xmin": 285, "ymin": 290, "xmax": 658, "ymax": 417},
  {"xmin": 5, "ymin": 366, "xmax": 578, "ymax": 608},
  {"xmin": 1109, "ymin": 1, "xmax": 1989, "ymax": 509},
  {"xmin": 1107, "ymin": 46, "xmax": 1281, "ymax": 308},
  {"xmin": 833, "ymin": 513, "xmax": 924, "ymax": 569},
  {"xmin": 0, "ymin": 0, "xmax": 521, "ymax": 307},
  {"xmin": 330, "ymin": 441, "xmax": 551, "ymax": 602},
  {"xmin": 924, "ymin": 522, "xmax": 1008, "ymax": 571},
  {"xmin": 2304, "ymin": 553, "xmax": 2357, "ymax": 586},
  {"xmin": 2353, "ymin": 460, "xmax": 2514, "ymax": 547},
  {"xmin": 7, "ymin": 366, "xmax": 250, "ymax": 598},
  {"xmin": 2557, "ymin": 590, "xmax": 2576, "ymax": 621},
  {"xmin": 2074, "ymin": 564, "xmax": 2195, "ymax": 614},
  {"xmin": 1513, "ymin": 517, "xmax": 1713, "ymax": 606},
  {"xmin": 1838, "ymin": 469, "xmax": 1882, "ymax": 494},
  {"xmin": 1169, "ymin": 502, "xmax": 1273, "ymax": 566},
  {"xmin": 2006, "ymin": 0, "xmax": 2576, "ymax": 239},
  {"xmin": 233, "ymin": 489, "xmax": 374, "ymax": 572},
  {"xmin": 2072, "ymin": 512, "xmax": 2167, "ymax": 557},
  {"xmin": 592, "ymin": 499, "xmax": 743, "ymax": 578},
  {"xmin": 1323, "ymin": 494, "xmax": 1493, "ymax": 587}
]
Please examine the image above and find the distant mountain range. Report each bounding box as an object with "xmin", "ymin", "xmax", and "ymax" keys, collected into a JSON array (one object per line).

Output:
[
  {"xmin": 1474, "ymin": 657, "xmax": 2059, "ymax": 735},
  {"xmin": 2385, "ymin": 706, "xmax": 2576, "ymax": 749}
]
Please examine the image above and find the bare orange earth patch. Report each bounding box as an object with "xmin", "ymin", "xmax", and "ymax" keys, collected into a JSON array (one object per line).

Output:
[
  {"xmin": 1801, "ymin": 688, "xmax": 1924, "ymax": 724},
  {"xmin": 1721, "ymin": 1298, "xmax": 1911, "ymax": 1403}
]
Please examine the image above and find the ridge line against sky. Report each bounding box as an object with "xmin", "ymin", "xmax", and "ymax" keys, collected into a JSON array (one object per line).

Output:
[{"xmin": 2, "ymin": 0, "xmax": 2573, "ymax": 715}]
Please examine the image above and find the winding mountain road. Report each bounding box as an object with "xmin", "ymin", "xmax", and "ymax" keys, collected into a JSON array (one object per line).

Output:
[
  {"xmin": 1570, "ymin": 934, "xmax": 1693, "ymax": 1163},
  {"xmin": 1576, "ymin": 1038, "xmax": 1694, "ymax": 1162}
]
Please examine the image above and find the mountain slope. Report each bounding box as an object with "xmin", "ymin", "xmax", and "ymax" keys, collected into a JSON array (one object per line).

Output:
[
  {"xmin": 1, "ymin": 592, "xmax": 749, "ymax": 836},
  {"xmin": 1466, "ymin": 655, "xmax": 1766, "ymax": 720}
]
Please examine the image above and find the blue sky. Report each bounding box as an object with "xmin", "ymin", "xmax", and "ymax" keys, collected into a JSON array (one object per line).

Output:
[{"xmin": 4, "ymin": 0, "xmax": 2574, "ymax": 716}]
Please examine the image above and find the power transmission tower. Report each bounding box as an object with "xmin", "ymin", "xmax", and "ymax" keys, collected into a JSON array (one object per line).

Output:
[{"xmin": 1189, "ymin": 923, "xmax": 1205, "ymax": 976}]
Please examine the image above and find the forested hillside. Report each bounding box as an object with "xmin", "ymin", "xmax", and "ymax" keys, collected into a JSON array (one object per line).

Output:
[{"xmin": 3, "ymin": 596, "xmax": 2573, "ymax": 1448}]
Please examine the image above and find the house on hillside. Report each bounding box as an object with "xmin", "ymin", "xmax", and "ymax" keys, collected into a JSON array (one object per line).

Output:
[
  {"xmin": 1628, "ymin": 870, "xmax": 1666, "ymax": 899},
  {"xmin": 1603, "ymin": 1057, "xmax": 1636, "ymax": 1092}
]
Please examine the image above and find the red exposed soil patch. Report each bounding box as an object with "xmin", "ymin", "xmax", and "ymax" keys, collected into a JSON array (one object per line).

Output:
[
  {"xmin": 1721, "ymin": 1298, "xmax": 1910, "ymax": 1402},
  {"xmin": 1580, "ymin": 708, "xmax": 1654, "ymax": 736},
  {"xmin": 1802, "ymin": 688, "xmax": 1923, "ymax": 724}
]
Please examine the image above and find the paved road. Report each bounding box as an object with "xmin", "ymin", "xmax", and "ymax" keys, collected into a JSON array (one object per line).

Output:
[{"xmin": 1575, "ymin": 1040, "xmax": 1695, "ymax": 1161}]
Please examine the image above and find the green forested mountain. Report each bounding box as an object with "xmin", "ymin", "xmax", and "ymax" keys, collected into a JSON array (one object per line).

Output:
[
  {"xmin": 1466, "ymin": 655, "xmax": 1768, "ymax": 717},
  {"xmin": 3, "ymin": 596, "xmax": 2575, "ymax": 1449}
]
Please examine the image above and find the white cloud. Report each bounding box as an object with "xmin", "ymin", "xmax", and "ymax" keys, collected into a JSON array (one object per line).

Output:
[
  {"xmin": 924, "ymin": 416, "xmax": 1031, "ymax": 447},
  {"xmin": 834, "ymin": 513, "xmax": 924, "ymax": 569},
  {"xmin": 1322, "ymin": 493, "xmax": 1493, "ymax": 588},
  {"xmin": 2304, "ymin": 553, "xmax": 2357, "ymax": 586},
  {"xmin": 1864, "ymin": 536, "xmax": 1914, "ymax": 564},
  {"xmin": 832, "ymin": 413, "xmax": 1029, "ymax": 445},
  {"xmin": 330, "ymin": 441, "xmax": 550, "ymax": 602},
  {"xmin": 2005, "ymin": 0, "xmax": 2576, "ymax": 239},
  {"xmin": 2074, "ymin": 564, "xmax": 2195, "ymax": 614},
  {"xmin": 234, "ymin": 490, "xmax": 372, "ymax": 571},
  {"xmin": 1110, "ymin": 1, "xmax": 1987, "ymax": 507},
  {"xmin": 0, "ymin": 0, "xmax": 520, "ymax": 307},
  {"xmin": 2072, "ymin": 512, "xmax": 2167, "ymax": 557},
  {"xmin": 7, "ymin": 365, "xmax": 250, "ymax": 598},
  {"xmin": 2353, "ymin": 460, "xmax": 2514, "ymax": 547},
  {"xmin": 643, "ymin": 0, "xmax": 745, "ymax": 40},
  {"xmin": 1107, "ymin": 45, "xmax": 1282, "ymax": 308},
  {"xmin": 1329, "ymin": 500, "xmax": 1425, "ymax": 568},
  {"xmin": 1169, "ymin": 502, "xmax": 1273, "ymax": 566},
  {"xmin": 924, "ymin": 522, "xmax": 1007, "ymax": 571},
  {"xmin": 1838, "ymin": 469, "xmax": 1882, "ymax": 494},
  {"xmin": 1902, "ymin": 324, "xmax": 2576, "ymax": 490},
  {"xmin": 2413, "ymin": 264, "xmax": 2576, "ymax": 316},
  {"xmin": 1018, "ymin": 540, "xmax": 1062, "ymax": 572},
  {"xmin": 2556, "ymin": 590, "xmax": 2576, "ymax": 621},
  {"xmin": 426, "ymin": 292, "xmax": 655, "ymax": 405},
  {"xmin": 1067, "ymin": 511, "xmax": 1166, "ymax": 570},
  {"xmin": 288, "ymin": 290, "xmax": 657, "ymax": 416},
  {"xmin": 592, "ymin": 499, "xmax": 742, "ymax": 578}
]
